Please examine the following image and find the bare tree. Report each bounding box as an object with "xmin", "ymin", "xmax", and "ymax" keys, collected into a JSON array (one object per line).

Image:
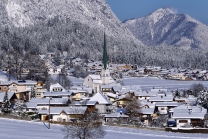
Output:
[
  {"xmin": 150, "ymin": 114, "xmax": 168, "ymax": 128},
  {"xmin": 124, "ymin": 98, "xmax": 142, "ymax": 125},
  {"xmin": 73, "ymin": 65, "xmax": 88, "ymax": 78},
  {"xmin": 62, "ymin": 111, "xmax": 106, "ymax": 139},
  {"xmin": 190, "ymin": 83, "xmax": 205, "ymax": 97},
  {"xmin": 56, "ymin": 73, "xmax": 72, "ymax": 90}
]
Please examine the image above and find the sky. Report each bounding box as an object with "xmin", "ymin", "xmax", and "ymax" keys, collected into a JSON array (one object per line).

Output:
[{"xmin": 106, "ymin": 0, "xmax": 208, "ymax": 25}]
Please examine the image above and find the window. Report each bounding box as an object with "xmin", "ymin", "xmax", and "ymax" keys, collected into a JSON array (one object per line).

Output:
[
  {"xmin": 179, "ymin": 120, "xmax": 188, "ymax": 123},
  {"xmin": 161, "ymin": 108, "xmax": 165, "ymax": 110}
]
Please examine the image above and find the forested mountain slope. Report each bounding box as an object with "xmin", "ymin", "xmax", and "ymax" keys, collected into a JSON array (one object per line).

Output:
[
  {"xmin": 0, "ymin": 0, "xmax": 143, "ymax": 57},
  {"xmin": 0, "ymin": 1, "xmax": 208, "ymax": 69},
  {"xmin": 123, "ymin": 8, "xmax": 208, "ymax": 50}
]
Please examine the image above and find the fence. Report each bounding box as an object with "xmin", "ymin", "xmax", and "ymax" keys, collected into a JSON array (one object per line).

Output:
[{"xmin": 0, "ymin": 114, "xmax": 31, "ymax": 121}]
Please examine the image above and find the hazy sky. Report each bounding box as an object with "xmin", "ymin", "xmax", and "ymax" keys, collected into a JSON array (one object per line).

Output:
[{"xmin": 106, "ymin": 0, "xmax": 208, "ymax": 25}]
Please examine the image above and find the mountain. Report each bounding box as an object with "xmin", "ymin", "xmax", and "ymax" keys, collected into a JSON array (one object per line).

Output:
[
  {"xmin": 123, "ymin": 8, "xmax": 208, "ymax": 50},
  {"xmin": 0, "ymin": 0, "xmax": 143, "ymax": 56}
]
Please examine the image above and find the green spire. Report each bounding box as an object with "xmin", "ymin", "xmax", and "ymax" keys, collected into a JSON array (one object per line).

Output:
[{"xmin": 103, "ymin": 33, "xmax": 108, "ymax": 70}]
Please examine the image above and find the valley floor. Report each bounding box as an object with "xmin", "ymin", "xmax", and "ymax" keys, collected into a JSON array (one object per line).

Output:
[{"xmin": 0, "ymin": 118, "xmax": 207, "ymax": 139}]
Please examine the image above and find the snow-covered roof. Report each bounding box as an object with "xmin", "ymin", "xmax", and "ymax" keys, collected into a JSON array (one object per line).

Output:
[
  {"xmin": 134, "ymin": 91, "xmax": 157, "ymax": 97},
  {"xmin": 0, "ymin": 70, "xmax": 15, "ymax": 82},
  {"xmin": 44, "ymin": 91, "xmax": 72, "ymax": 97},
  {"xmin": 49, "ymin": 83, "xmax": 66, "ymax": 92},
  {"xmin": 89, "ymin": 92, "xmax": 112, "ymax": 105},
  {"xmin": 1, "ymin": 80, "xmax": 37, "ymax": 85},
  {"xmin": 141, "ymin": 108, "xmax": 155, "ymax": 115},
  {"xmin": 106, "ymin": 93, "xmax": 118, "ymax": 98},
  {"xmin": 86, "ymin": 101, "xmax": 97, "ymax": 105},
  {"xmin": 27, "ymin": 98, "xmax": 68, "ymax": 107},
  {"xmin": 172, "ymin": 112, "xmax": 205, "ymax": 119},
  {"xmin": 105, "ymin": 112, "xmax": 129, "ymax": 118},
  {"xmin": 89, "ymin": 75, "xmax": 101, "ymax": 80},
  {"xmin": 38, "ymin": 106, "xmax": 87, "ymax": 115},
  {"xmin": 149, "ymin": 96, "xmax": 173, "ymax": 102},
  {"xmin": 0, "ymin": 92, "xmax": 15, "ymax": 102},
  {"xmin": 155, "ymin": 102, "xmax": 179, "ymax": 107},
  {"xmin": 93, "ymin": 80, "xmax": 102, "ymax": 84}
]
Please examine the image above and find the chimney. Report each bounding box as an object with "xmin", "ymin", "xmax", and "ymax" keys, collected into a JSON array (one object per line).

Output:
[{"xmin": 189, "ymin": 109, "xmax": 192, "ymax": 114}]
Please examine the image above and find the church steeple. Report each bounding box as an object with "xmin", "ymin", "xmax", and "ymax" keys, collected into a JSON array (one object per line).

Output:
[
  {"xmin": 101, "ymin": 33, "xmax": 110, "ymax": 85},
  {"xmin": 103, "ymin": 33, "xmax": 108, "ymax": 70}
]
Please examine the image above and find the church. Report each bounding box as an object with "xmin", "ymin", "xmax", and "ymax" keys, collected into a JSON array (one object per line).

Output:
[{"xmin": 83, "ymin": 34, "xmax": 115, "ymax": 93}]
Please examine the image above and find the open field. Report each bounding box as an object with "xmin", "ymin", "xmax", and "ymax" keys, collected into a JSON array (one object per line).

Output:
[
  {"xmin": 123, "ymin": 77, "xmax": 208, "ymax": 90},
  {"xmin": 0, "ymin": 118, "xmax": 208, "ymax": 139}
]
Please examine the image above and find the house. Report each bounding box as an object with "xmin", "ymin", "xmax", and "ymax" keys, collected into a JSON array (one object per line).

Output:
[
  {"xmin": 134, "ymin": 91, "xmax": 157, "ymax": 100},
  {"xmin": 101, "ymin": 85, "xmax": 112, "ymax": 94},
  {"xmin": 89, "ymin": 92, "xmax": 112, "ymax": 113},
  {"xmin": 44, "ymin": 91, "xmax": 72, "ymax": 99},
  {"xmin": 149, "ymin": 95, "xmax": 173, "ymax": 104},
  {"xmin": 104, "ymin": 112, "xmax": 129, "ymax": 123},
  {"xmin": 34, "ymin": 81, "xmax": 47, "ymax": 98},
  {"xmin": 70, "ymin": 90, "xmax": 89, "ymax": 101},
  {"xmin": 114, "ymin": 95, "xmax": 132, "ymax": 108},
  {"xmin": 50, "ymin": 83, "xmax": 66, "ymax": 92},
  {"xmin": 106, "ymin": 93, "xmax": 118, "ymax": 103},
  {"xmin": 140, "ymin": 100, "xmax": 156, "ymax": 125},
  {"xmin": 26, "ymin": 98, "xmax": 70, "ymax": 112},
  {"xmin": 0, "ymin": 80, "xmax": 37, "ymax": 102},
  {"xmin": 171, "ymin": 106, "xmax": 207, "ymax": 128},
  {"xmin": 38, "ymin": 106, "xmax": 87, "ymax": 122},
  {"xmin": 155, "ymin": 102, "xmax": 179, "ymax": 115},
  {"xmin": 0, "ymin": 92, "xmax": 18, "ymax": 108},
  {"xmin": 0, "ymin": 70, "xmax": 14, "ymax": 83}
]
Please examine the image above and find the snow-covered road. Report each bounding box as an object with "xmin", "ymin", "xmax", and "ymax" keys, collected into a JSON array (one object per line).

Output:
[{"xmin": 0, "ymin": 118, "xmax": 208, "ymax": 139}]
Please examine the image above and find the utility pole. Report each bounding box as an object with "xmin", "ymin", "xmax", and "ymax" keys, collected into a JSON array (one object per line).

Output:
[{"xmin": 48, "ymin": 97, "xmax": 52, "ymax": 129}]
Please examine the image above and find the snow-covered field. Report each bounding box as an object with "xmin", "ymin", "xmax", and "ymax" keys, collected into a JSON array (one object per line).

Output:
[
  {"xmin": 123, "ymin": 77, "xmax": 208, "ymax": 90},
  {"xmin": 0, "ymin": 118, "xmax": 208, "ymax": 139}
]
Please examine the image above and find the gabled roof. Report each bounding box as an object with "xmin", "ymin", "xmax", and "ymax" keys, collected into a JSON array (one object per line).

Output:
[
  {"xmin": 38, "ymin": 106, "xmax": 87, "ymax": 115},
  {"xmin": 105, "ymin": 112, "xmax": 129, "ymax": 118},
  {"xmin": 155, "ymin": 102, "xmax": 179, "ymax": 107},
  {"xmin": 89, "ymin": 92, "xmax": 112, "ymax": 105},
  {"xmin": 141, "ymin": 108, "xmax": 155, "ymax": 115},
  {"xmin": 50, "ymin": 83, "xmax": 66, "ymax": 92},
  {"xmin": 89, "ymin": 75, "xmax": 100, "ymax": 80},
  {"xmin": 44, "ymin": 91, "xmax": 72, "ymax": 97},
  {"xmin": 149, "ymin": 96, "xmax": 173, "ymax": 102},
  {"xmin": 0, "ymin": 92, "xmax": 16, "ymax": 102},
  {"xmin": 0, "ymin": 80, "xmax": 37, "ymax": 86},
  {"xmin": 27, "ymin": 98, "xmax": 68, "ymax": 108},
  {"xmin": 172, "ymin": 112, "xmax": 205, "ymax": 119}
]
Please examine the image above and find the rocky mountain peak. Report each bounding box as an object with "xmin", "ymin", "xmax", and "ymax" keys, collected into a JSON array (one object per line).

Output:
[{"xmin": 123, "ymin": 8, "xmax": 208, "ymax": 50}]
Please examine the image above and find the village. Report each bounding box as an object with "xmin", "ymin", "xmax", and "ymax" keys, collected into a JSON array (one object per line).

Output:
[{"xmin": 0, "ymin": 38, "xmax": 208, "ymax": 134}]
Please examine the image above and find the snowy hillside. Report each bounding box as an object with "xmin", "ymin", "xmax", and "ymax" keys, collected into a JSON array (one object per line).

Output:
[
  {"xmin": 0, "ymin": 0, "xmax": 143, "ymax": 56},
  {"xmin": 123, "ymin": 8, "xmax": 208, "ymax": 50},
  {"xmin": 0, "ymin": 118, "xmax": 208, "ymax": 139}
]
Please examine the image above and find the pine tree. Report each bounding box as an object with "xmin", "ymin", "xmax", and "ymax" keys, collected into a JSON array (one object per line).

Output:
[
  {"xmin": 14, "ymin": 100, "xmax": 26, "ymax": 117},
  {"xmin": 1, "ymin": 92, "xmax": 11, "ymax": 114},
  {"xmin": 30, "ymin": 87, "xmax": 36, "ymax": 99}
]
